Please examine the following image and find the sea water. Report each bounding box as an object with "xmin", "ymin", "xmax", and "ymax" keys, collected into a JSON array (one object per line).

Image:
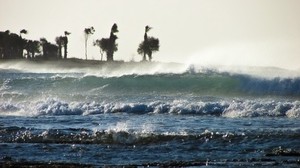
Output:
[{"xmin": 0, "ymin": 61, "xmax": 300, "ymax": 166}]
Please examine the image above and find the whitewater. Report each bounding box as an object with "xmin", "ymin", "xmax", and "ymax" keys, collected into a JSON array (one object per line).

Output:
[{"xmin": 1, "ymin": 60, "xmax": 300, "ymax": 167}]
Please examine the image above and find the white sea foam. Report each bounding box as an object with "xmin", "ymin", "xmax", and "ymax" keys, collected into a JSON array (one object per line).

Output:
[{"xmin": 1, "ymin": 98, "xmax": 300, "ymax": 118}]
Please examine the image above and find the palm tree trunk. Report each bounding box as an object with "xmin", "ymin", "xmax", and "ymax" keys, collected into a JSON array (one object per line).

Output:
[
  {"xmin": 64, "ymin": 44, "xmax": 67, "ymax": 59},
  {"xmin": 58, "ymin": 45, "xmax": 62, "ymax": 58},
  {"xmin": 148, "ymin": 52, "xmax": 152, "ymax": 61},
  {"xmin": 100, "ymin": 50, "xmax": 103, "ymax": 61},
  {"xmin": 85, "ymin": 39, "xmax": 87, "ymax": 60}
]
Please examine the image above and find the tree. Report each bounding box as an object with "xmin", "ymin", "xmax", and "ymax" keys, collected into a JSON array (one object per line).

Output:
[
  {"xmin": 0, "ymin": 32, "xmax": 5, "ymax": 58},
  {"xmin": 0, "ymin": 30, "xmax": 26, "ymax": 59},
  {"xmin": 63, "ymin": 31, "xmax": 70, "ymax": 59},
  {"xmin": 20, "ymin": 29, "xmax": 28, "ymax": 38},
  {"xmin": 55, "ymin": 36, "xmax": 63, "ymax": 58},
  {"xmin": 94, "ymin": 23, "xmax": 118, "ymax": 61},
  {"xmin": 25, "ymin": 40, "xmax": 40, "ymax": 58},
  {"xmin": 30, "ymin": 40, "xmax": 40, "ymax": 58},
  {"xmin": 19, "ymin": 29, "xmax": 28, "ymax": 57},
  {"xmin": 93, "ymin": 39, "xmax": 105, "ymax": 61},
  {"xmin": 55, "ymin": 31, "xmax": 70, "ymax": 59},
  {"xmin": 137, "ymin": 26, "xmax": 160, "ymax": 61},
  {"xmin": 40, "ymin": 38, "xmax": 58, "ymax": 59},
  {"xmin": 40, "ymin": 38, "xmax": 48, "ymax": 58},
  {"xmin": 84, "ymin": 27, "xmax": 95, "ymax": 60}
]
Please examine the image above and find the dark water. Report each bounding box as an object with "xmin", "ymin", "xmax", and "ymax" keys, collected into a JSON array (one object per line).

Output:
[{"xmin": 0, "ymin": 64, "xmax": 300, "ymax": 166}]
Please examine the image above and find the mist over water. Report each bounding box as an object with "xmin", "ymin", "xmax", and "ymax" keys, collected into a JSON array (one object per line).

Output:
[{"xmin": 1, "ymin": 59, "xmax": 300, "ymax": 77}]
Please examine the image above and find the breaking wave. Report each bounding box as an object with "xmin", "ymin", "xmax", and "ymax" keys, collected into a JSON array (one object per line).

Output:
[
  {"xmin": 1, "ymin": 99, "xmax": 300, "ymax": 118},
  {"xmin": 1, "ymin": 70, "xmax": 300, "ymax": 97}
]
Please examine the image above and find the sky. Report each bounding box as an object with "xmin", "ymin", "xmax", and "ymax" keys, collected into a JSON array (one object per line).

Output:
[{"xmin": 1, "ymin": 0, "xmax": 300, "ymax": 69}]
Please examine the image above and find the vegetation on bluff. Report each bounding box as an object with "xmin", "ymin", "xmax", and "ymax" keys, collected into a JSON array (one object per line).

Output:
[{"xmin": 0, "ymin": 24, "xmax": 160, "ymax": 62}]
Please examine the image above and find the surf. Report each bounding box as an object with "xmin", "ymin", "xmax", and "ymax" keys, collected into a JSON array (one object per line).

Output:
[{"xmin": 1, "ymin": 69, "xmax": 300, "ymax": 98}]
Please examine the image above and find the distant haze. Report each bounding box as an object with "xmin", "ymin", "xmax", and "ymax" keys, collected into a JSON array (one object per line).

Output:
[{"xmin": 1, "ymin": 0, "xmax": 300, "ymax": 69}]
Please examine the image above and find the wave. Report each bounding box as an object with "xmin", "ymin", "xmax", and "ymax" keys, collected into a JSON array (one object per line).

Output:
[
  {"xmin": 1, "ymin": 99, "xmax": 300, "ymax": 118},
  {"xmin": 1, "ymin": 125, "xmax": 299, "ymax": 145},
  {"xmin": 1, "ymin": 71, "xmax": 300, "ymax": 98}
]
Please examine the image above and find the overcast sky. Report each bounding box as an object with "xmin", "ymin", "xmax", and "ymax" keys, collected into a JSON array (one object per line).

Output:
[{"xmin": 1, "ymin": 0, "xmax": 300, "ymax": 69}]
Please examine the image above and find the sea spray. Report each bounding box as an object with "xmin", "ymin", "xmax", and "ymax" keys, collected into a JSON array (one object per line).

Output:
[{"xmin": 1, "ymin": 98, "xmax": 300, "ymax": 118}]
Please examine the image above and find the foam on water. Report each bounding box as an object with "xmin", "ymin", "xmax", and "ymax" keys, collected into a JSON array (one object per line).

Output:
[{"xmin": 1, "ymin": 98, "xmax": 300, "ymax": 118}]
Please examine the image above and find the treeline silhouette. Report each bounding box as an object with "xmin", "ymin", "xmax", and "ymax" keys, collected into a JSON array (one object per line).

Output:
[{"xmin": 0, "ymin": 24, "xmax": 160, "ymax": 62}]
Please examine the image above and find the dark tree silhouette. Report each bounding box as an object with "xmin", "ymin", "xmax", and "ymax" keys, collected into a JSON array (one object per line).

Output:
[
  {"xmin": 93, "ymin": 39, "xmax": 105, "ymax": 61},
  {"xmin": 63, "ymin": 31, "xmax": 70, "ymax": 59},
  {"xmin": 55, "ymin": 31, "xmax": 70, "ymax": 59},
  {"xmin": 19, "ymin": 29, "xmax": 28, "ymax": 57},
  {"xmin": 0, "ymin": 31, "xmax": 5, "ymax": 58},
  {"xmin": 25, "ymin": 40, "xmax": 40, "ymax": 59},
  {"xmin": 40, "ymin": 38, "xmax": 58, "ymax": 59},
  {"xmin": 137, "ymin": 26, "xmax": 159, "ymax": 61},
  {"xmin": 55, "ymin": 36, "xmax": 63, "ymax": 58},
  {"xmin": 94, "ymin": 23, "xmax": 118, "ymax": 61},
  {"xmin": 20, "ymin": 29, "xmax": 28, "ymax": 38},
  {"xmin": 84, "ymin": 27, "xmax": 95, "ymax": 60},
  {"xmin": 0, "ymin": 30, "xmax": 26, "ymax": 59},
  {"xmin": 0, "ymin": 31, "xmax": 11, "ymax": 59}
]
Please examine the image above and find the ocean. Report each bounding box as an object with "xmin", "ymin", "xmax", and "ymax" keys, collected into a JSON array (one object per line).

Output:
[{"xmin": 0, "ymin": 60, "xmax": 300, "ymax": 167}]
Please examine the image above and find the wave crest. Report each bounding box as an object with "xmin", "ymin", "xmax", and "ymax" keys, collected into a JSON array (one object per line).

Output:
[{"xmin": 1, "ymin": 99, "xmax": 300, "ymax": 118}]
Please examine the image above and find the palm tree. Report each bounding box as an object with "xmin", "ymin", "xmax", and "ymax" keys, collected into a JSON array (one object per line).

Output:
[
  {"xmin": 94, "ymin": 24, "xmax": 119, "ymax": 61},
  {"xmin": 40, "ymin": 38, "xmax": 48, "ymax": 58},
  {"xmin": 20, "ymin": 29, "xmax": 28, "ymax": 38},
  {"xmin": 40, "ymin": 38, "xmax": 59, "ymax": 59},
  {"xmin": 25, "ymin": 40, "xmax": 40, "ymax": 58},
  {"xmin": 84, "ymin": 27, "xmax": 95, "ymax": 60},
  {"xmin": 137, "ymin": 26, "xmax": 159, "ymax": 61},
  {"xmin": 19, "ymin": 29, "xmax": 28, "ymax": 58},
  {"xmin": 107, "ymin": 23, "xmax": 119, "ymax": 61},
  {"xmin": 55, "ymin": 36, "xmax": 63, "ymax": 59},
  {"xmin": 63, "ymin": 31, "xmax": 70, "ymax": 59}
]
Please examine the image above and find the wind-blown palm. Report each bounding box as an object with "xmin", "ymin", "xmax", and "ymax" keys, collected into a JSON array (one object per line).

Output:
[
  {"xmin": 94, "ymin": 24, "xmax": 118, "ymax": 61},
  {"xmin": 137, "ymin": 26, "xmax": 159, "ymax": 61},
  {"xmin": 20, "ymin": 29, "xmax": 28, "ymax": 57},
  {"xmin": 20, "ymin": 29, "xmax": 28, "ymax": 37},
  {"xmin": 63, "ymin": 31, "xmax": 70, "ymax": 59},
  {"xmin": 55, "ymin": 36, "xmax": 63, "ymax": 58},
  {"xmin": 84, "ymin": 27, "xmax": 95, "ymax": 60}
]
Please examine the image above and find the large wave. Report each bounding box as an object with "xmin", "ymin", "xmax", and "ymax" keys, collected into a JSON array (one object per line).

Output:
[{"xmin": 1, "ymin": 69, "xmax": 300, "ymax": 98}]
